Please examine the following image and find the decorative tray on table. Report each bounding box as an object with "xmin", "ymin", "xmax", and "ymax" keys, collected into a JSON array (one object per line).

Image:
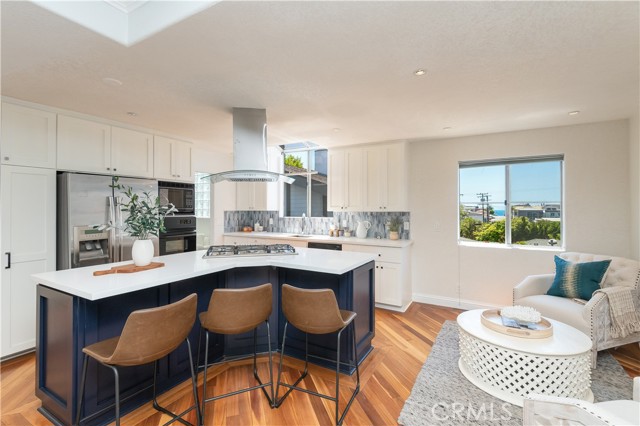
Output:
[{"xmin": 481, "ymin": 309, "xmax": 553, "ymax": 339}]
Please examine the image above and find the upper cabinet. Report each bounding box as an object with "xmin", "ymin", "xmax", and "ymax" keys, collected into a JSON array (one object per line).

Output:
[
  {"xmin": 111, "ymin": 127, "xmax": 154, "ymax": 178},
  {"xmin": 1, "ymin": 103, "xmax": 57, "ymax": 169},
  {"xmin": 236, "ymin": 147, "xmax": 281, "ymax": 210},
  {"xmin": 57, "ymin": 115, "xmax": 154, "ymax": 178},
  {"xmin": 329, "ymin": 142, "xmax": 408, "ymax": 212},
  {"xmin": 327, "ymin": 148, "xmax": 365, "ymax": 211},
  {"xmin": 57, "ymin": 115, "xmax": 111, "ymax": 174},
  {"xmin": 364, "ymin": 142, "xmax": 408, "ymax": 211},
  {"xmin": 153, "ymin": 135, "xmax": 193, "ymax": 183}
]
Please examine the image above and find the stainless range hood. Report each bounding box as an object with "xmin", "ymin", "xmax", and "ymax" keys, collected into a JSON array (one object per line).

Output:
[{"xmin": 206, "ymin": 108, "xmax": 294, "ymax": 184}]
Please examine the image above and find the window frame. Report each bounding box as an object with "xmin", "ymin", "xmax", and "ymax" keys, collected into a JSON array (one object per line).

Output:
[
  {"xmin": 281, "ymin": 145, "xmax": 331, "ymax": 218},
  {"xmin": 458, "ymin": 155, "xmax": 564, "ymax": 249}
]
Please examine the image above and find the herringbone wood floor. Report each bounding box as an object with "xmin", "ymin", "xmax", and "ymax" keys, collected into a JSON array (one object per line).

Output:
[{"xmin": 2, "ymin": 304, "xmax": 639, "ymax": 426}]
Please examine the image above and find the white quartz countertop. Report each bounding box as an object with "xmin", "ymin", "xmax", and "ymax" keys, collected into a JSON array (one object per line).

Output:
[
  {"xmin": 223, "ymin": 232, "xmax": 413, "ymax": 248},
  {"xmin": 32, "ymin": 248, "xmax": 376, "ymax": 301}
]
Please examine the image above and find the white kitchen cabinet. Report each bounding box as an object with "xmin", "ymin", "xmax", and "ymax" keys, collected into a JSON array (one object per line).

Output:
[
  {"xmin": 111, "ymin": 127, "xmax": 154, "ymax": 178},
  {"xmin": 57, "ymin": 115, "xmax": 112, "ymax": 174},
  {"xmin": 1, "ymin": 102, "xmax": 57, "ymax": 169},
  {"xmin": 365, "ymin": 142, "xmax": 408, "ymax": 211},
  {"xmin": 342, "ymin": 243, "xmax": 412, "ymax": 311},
  {"xmin": 327, "ymin": 148, "xmax": 365, "ymax": 211},
  {"xmin": 1, "ymin": 165, "xmax": 56, "ymax": 358},
  {"xmin": 223, "ymin": 235, "xmax": 281, "ymax": 245},
  {"xmin": 236, "ymin": 182, "xmax": 273, "ymax": 210},
  {"xmin": 153, "ymin": 135, "xmax": 193, "ymax": 182},
  {"xmin": 235, "ymin": 147, "xmax": 281, "ymax": 210},
  {"xmin": 58, "ymin": 116, "xmax": 154, "ymax": 178}
]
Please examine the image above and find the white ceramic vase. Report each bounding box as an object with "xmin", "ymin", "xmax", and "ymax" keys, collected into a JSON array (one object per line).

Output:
[{"xmin": 131, "ymin": 239, "xmax": 154, "ymax": 266}]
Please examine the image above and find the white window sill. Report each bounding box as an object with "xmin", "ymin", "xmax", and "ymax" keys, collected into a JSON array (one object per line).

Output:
[{"xmin": 458, "ymin": 240, "xmax": 564, "ymax": 252}]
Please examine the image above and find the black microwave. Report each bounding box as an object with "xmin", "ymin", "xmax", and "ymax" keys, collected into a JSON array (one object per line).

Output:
[{"xmin": 158, "ymin": 181, "xmax": 194, "ymax": 214}]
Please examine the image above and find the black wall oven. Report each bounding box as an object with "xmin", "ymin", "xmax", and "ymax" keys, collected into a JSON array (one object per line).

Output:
[
  {"xmin": 160, "ymin": 216, "xmax": 197, "ymax": 255},
  {"xmin": 159, "ymin": 181, "xmax": 195, "ymax": 214}
]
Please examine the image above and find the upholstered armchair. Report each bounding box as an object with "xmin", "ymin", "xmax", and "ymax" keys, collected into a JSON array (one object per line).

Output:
[
  {"xmin": 522, "ymin": 377, "xmax": 640, "ymax": 426},
  {"xmin": 513, "ymin": 252, "xmax": 640, "ymax": 367}
]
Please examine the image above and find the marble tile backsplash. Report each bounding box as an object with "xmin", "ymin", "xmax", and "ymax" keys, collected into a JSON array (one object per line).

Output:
[{"xmin": 224, "ymin": 211, "xmax": 411, "ymax": 239}]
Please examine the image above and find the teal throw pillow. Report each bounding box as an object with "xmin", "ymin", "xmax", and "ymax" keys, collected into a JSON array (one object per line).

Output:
[{"xmin": 546, "ymin": 256, "xmax": 611, "ymax": 300}]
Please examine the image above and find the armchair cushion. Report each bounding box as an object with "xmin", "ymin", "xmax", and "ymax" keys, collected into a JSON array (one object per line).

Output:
[
  {"xmin": 516, "ymin": 294, "xmax": 590, "ymax": 335},
  {"xmin": 547, "ymin": 256, "xmax": 611, "ymax": 300}
]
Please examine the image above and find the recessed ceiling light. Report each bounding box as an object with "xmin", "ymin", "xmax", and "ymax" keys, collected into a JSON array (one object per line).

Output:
[
  {"xmin": 568, "ymin": 111, "xmax": 580, "ymax": 116},
  {"xmin": 414, "ymin": 69, "xmax": 426, "ymax": 76},
  {"xmin": 126, "ymin": 112, "xmax": 138, "ymax": 117},
  {"xmin": 443, "ymin": 127, "xmax": 452, "ymax": 131},
  {"xmin": 332, "ymin": 128, "xmax": 341, "ymax": 132},
  {"xmin": 102, "ymin": 77, "xmax": 123, "ymax": 87}
]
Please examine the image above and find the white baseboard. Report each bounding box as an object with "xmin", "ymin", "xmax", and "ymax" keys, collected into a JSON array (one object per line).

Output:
[
  {"xmin": 375, "ymin": 301, "xmax": 412, "ymax": 313},
  {"xmin": 412, "ymin": 293, "xmax": 502, "ymax": 311}
]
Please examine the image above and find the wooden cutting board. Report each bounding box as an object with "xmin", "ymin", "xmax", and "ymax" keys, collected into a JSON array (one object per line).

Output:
[{"xmin": 93, "ymin": 262, "xmax": 165, "ymax": 276}]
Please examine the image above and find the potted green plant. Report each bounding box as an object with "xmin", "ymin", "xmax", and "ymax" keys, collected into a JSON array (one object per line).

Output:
[
  {"xmin": 388, "ymin": 216, "xmax": 402, "ymax": 240},
  {"xmin": 111, "ymin": 178, "xmax": 176, "ymax": 266}
]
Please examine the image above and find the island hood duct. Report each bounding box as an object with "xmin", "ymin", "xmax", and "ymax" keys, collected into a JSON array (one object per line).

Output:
[{"xmin": 205, "ymin": 108, "xmax": 294, "ymax": 184}]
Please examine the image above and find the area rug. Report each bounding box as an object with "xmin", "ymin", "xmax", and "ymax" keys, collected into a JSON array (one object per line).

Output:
[{"xmin": 398, "ymin": 321, "xmax": 633, "ymax": 426}]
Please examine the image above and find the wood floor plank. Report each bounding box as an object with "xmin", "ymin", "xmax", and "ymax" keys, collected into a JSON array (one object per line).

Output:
[{"xmin": 1, "ymin": 303, "xmax": 638, "ymax": 425}]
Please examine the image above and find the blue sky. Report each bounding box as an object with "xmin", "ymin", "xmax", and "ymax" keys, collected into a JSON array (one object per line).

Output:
[{"xmin": 459, "ymin": 161, "xmax": 562, "ymax": 207}]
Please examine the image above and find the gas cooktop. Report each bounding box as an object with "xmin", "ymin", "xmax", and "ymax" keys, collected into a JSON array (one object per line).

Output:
[{"xmin": 203, "ymin": 244, "xmax": 297, "ymax": 258}]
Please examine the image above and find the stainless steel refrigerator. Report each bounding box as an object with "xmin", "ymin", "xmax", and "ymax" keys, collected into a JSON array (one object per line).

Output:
[{"xmin": 57, "ymin": 172, "xmax": 159, "ymax": 270}]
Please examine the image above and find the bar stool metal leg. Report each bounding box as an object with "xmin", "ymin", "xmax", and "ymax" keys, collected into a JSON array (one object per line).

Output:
[{"xmin": 74, "ymin": 353, "xmax": 89, "ymax": 426}]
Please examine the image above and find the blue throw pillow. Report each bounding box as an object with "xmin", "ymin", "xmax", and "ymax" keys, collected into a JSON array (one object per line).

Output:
[{"xmin": 546, "ymin": 256, "xmax": 611, "ymax": 300}]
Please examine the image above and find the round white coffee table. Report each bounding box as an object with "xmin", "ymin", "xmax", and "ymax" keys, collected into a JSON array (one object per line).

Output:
[{"xmin": 457, "ymin": 309, "xmax": 593, "ymax": 407}]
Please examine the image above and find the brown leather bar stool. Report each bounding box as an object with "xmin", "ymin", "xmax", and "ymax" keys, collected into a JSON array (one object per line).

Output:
[
  {"xmin": 197, "ymin": 283, "xmax": 274, "ymax": 421},
  {"xmin": 75, "ymin": 293, "xmax": 200, "ymax": 426},
  {"xmin": 275, "ymin": 284, "xmax": 360, "ymax": 426}
]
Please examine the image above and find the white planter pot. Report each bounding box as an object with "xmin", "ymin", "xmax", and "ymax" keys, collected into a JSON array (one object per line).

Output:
[{"xmin": 131, "ymin": 239, "xmax": 154, "ymax": 266}]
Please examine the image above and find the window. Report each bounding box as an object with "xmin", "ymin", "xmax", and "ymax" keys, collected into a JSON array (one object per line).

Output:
[
  {"xmin": 459, "ymin": 156, "xmax": 563, "ymax": 247},
  {"xmin": 194, "ymin": 172, "xmax": 210, "ymax": 218},
  {"xmin": 281, "ymin": 143, "xmax": 332, "ymax": 218}
]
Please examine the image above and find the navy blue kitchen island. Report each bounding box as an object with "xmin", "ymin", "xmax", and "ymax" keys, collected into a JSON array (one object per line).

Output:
[{"xmin": 33, "ymin": 249, "xmax": 376, "ymax": 426}]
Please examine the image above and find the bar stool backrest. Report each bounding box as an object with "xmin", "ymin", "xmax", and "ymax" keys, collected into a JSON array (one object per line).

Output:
[
  {"xmin": 107, "ymin": 293, "xmax": 197, "ymax": 366},
  {"xmin": 282, "ymin": 284, "xmax": 345, "ymax": 334},
  {"xmin": 201, "ymin": 283, "xmax": 273, "ymax": 334}
]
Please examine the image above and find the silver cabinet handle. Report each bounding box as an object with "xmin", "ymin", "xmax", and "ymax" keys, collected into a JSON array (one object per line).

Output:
[
  {"xmin": 107, "ymin": 167, "xmax": 111, "ymax": 171},
  {"xmin": 4, "ymin": 156, "xmax": 9, "ymax": 161},
  {"xmin": 5, "ymin": 252, "xmax": 10, "ymax": 269}
]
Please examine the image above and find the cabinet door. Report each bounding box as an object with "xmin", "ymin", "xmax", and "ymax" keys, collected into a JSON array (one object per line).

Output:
[
  {"xmin": 365, "ymin": 147, "xmax": 385, "ymax": 211},
  {"xmin": 1, "ymin": 166, "xmax": 56, "ymax": 357},
  {"xmin": 236, "ymin": 182, "xmax": 254, "ymax": 210},
  {"xmin": 57, "ymin": 115, "xmax": 112, "ymax": 174},
  {"xmin": 153, "ymin": 136, "xmax": 173, "ymax": 180},
  {"xmin": 111, "ymin": 127, "xmax": 153, "ymax": 178},
  {"xmin": 384, "ymin": 144, "xmax": 408, "ymax": 211},
  {"xmin": 174, "ymin": 142, "xmax": 193, "ymax": 182},
  {"xmin": 327, "ymin": 150, "xmax": 346, "ymax": 211},
  {"xmin": 1, "ymin": 103, "xmax": 57, "ymax": 168},
  {"xmin": 345, "ymin": 149, "xmax": 365, "ymax": 210},
  {"xmin": 375, "ymin": 262, "xmax": 402, "ymax": 306},
  {"xmin": 253, "ymin": 182, "xmax": 268, "ymax": 210}
]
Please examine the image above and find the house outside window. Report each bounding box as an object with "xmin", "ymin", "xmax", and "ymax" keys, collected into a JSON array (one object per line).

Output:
[
  {"xmin": 282, "ymin": 143, "xmax": 332, "ymax": 218},
  {"xmin": 458, "ymin": 156, "xmax": 563, "ymax": 247}
]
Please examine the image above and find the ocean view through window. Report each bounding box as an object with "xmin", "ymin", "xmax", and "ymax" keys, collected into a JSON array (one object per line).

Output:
[{"xmin": 459, "ymin": 156, "xmax": 563, "ymax": 247}]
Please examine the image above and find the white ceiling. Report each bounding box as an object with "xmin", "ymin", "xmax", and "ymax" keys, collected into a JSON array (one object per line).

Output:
[{"xmin": 2, "ymin": 1, "xmax": 638, "ymax": 153}]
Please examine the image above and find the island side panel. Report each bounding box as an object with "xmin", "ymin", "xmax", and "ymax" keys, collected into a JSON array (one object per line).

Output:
[
  {"xmin": 77, "ymin": 286, "xmax": 168, "ymax": 426},
  {"xmin": 352, "ymin": 261, "xmax": 375, "ymax": 360},
  {"xmin": 36, "ymin": 285, "xmax": 76, "ymax": 425}
]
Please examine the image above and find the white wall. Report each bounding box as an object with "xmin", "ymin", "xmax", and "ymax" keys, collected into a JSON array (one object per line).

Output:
[
  {"xmin": 409, "ymin": 120, "xmax": 631, "ymax": 309},
  {"xmin": 630, "ymin": 113, "xmax": 640, "ymax": 259}
]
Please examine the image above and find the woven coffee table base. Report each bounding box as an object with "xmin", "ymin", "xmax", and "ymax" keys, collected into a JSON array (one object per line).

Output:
[{"xmin": 458, "ymin": 327, "xmax": 593, "ymax": 407}]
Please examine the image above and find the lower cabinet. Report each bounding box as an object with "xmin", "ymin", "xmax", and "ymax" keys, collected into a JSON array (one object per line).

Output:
[{"xmin": 342, "ymin": 244, "xmax": 412, "ymax": 311}]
